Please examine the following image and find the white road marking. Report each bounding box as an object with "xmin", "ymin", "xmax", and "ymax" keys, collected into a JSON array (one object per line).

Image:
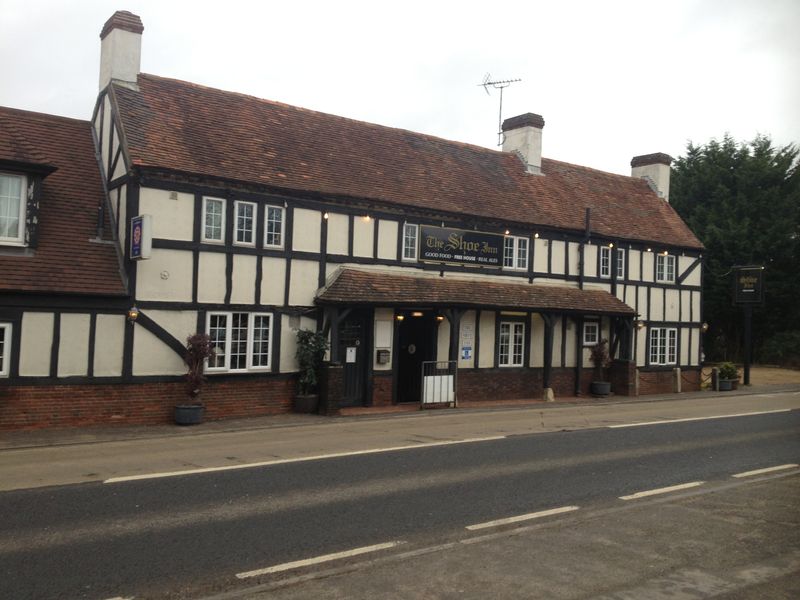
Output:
[
  {"xmin": 732, "ymin": 464, "xmax": 799, "ymax": 478},
  {"xmin": 104, "ymin": 436, "xmax": 506, "ymax": 484},
  {"xmin": 608, "ymin": 409, "xmax": 791, "ymax": 429},
  {"xmin": 236, "ymin": 541, "xmax": 402, "ymax": 579},
  {"xmin": 619, "ymin": 481, "xmax": 704, "ymax": 500},
  {"xmin": 466, "ymin": 505, "xmax": 580, "ymax": 531}
]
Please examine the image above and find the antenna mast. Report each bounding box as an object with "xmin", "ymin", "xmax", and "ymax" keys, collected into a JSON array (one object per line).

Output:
[{"xmin": 479, "ymin": 73, "xmax": 522, "ymax": 146}]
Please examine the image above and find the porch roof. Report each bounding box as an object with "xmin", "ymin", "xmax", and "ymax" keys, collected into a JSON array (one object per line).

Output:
[{"xmin": 316, "ymin": 269, "xmax": 635, "ymax": 316}]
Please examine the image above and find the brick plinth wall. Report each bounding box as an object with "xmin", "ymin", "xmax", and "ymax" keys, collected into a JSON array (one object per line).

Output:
[
  {"xmin": 638, "ymin": 368, "xmax": 701, "ymax": 395},
  {"xmin": 0, "ymin": 378, "xmax": 294, "ymax": 431},
  {"xmin": 372, "ymin": 372, "xmax": 393, "ymax": 406},
  {"xmin": 609, "ymin": 360, "xmax": 636, "ymax": 396},
  {"xmin": 319, "ymin": 363, "xmax": 344, "ymax": 415}
]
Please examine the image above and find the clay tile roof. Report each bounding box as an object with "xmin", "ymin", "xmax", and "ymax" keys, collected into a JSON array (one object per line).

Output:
[
  {"xmin": 0, "ymin": 106, "xmax": 126, "ymax": 296},
  {"xmin": 112, "ymin": 73, "xmax": 702, "ymax": 250},
  {"xmin": 317, "ymin": 269, "xmax": 635, "ymax": 316},
  {"xmin": 100, "ymin": 10, "xmax": 144, "ymax": 39}
]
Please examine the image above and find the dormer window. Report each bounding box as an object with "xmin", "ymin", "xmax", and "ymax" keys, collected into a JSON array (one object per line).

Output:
[{"xmin": 0, "ymin": 172, "xmax": 26, "ymax": 245}]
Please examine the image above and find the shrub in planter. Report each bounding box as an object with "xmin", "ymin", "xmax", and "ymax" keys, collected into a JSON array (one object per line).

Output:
[
  {"xmin": 176, "ymin": 333, "xmax": 216, "ymax": 425},
  {"xmin": 294, "ymin": 329, "xmax": 329, "ymax": 413},
  {"xmin": 717, "ymin": 361, "xmax": 739, "ymax": 391},
  {"xmin": 590, "ymin": 338, "xmax": 612, "ymax": 396}
]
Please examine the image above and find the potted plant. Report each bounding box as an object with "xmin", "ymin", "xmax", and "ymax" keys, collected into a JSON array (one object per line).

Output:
[
  {"xmin": 590, "ymin": 338, "xmax": 612, "ymax": 396},
  {"xmin": 717, "ymin": 362, "xmax": 739, "ymax": 391},
  {"xmin": 294, "ymin": 329, "xmax": 329, "ymax": 413},
  {"xmin": 175, "ymin": 333, "xmax": 216, "ymax": 425}
]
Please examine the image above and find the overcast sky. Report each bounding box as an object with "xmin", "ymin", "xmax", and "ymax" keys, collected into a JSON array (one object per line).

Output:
[{"xmin": 2, "ymin": 0, "xmax": 798, "ymax": 175}]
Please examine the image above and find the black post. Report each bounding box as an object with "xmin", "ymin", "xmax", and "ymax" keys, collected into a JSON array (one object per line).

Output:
[
  {"xmin": 743, "ymin": 305, "xmax": 752, "ymax": 385},
  {"xmin": 542, "ymin": 313, "xmax": 555, "ymax": 389}
]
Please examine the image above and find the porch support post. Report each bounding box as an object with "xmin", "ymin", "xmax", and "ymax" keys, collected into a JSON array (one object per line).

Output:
[
  {"xmin": 542, "ymin": 312, "xmax": 555, "ymax": 391},
  {"xmin": 324, "ymin": 306, "xmax": 352, "ymax": 363},
  {"xmin": 444, "ymin": 308, "xmax": 466, "ymax": 362}
]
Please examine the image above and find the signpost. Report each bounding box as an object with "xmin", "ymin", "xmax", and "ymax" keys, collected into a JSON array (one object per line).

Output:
[{"xmin": 732, "ymin": 266, "xmax": 765, "ymax": 385}]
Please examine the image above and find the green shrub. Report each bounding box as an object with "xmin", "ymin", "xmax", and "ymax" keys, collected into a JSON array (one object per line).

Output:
[
  {"xmin": 760, "ymin": 331, "xmax": 800, "ymax": 368},
  {"xmin": 295, "ymin": 329, "xmax": 329, "ymax": 395},
  {"xmin": 718, "ymin": 362, "xmax": 739, "ymax": 380}
]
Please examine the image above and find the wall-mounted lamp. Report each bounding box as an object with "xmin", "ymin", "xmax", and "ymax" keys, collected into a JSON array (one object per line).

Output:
[
  {"xmin": 534, "ymin": 232, "xmax": 539, "ymax": 239},
  {"xmin": 126, "ymin": 306, "xmax": 140, "ymax": 323},
  {"xmin": 701, "ymin": 322, "xmax": 709, "ymax": 333},
  {"xmin": 435, "ymin": 315, "xmax": 445, "ymax": 322},
  {"xmin": 504, "ymin": 229, "xmax": 510, "ymax": 235},
  {"xmin": 662, "ymin": 250, "xmax": 669, "ymax": 256},
  {"xmin": 608, "ymin": 242, "xmax": 614, "ymax": 248},
  {"xmin": 395, "ymin": 314, "xmax": 405, "ymax": 322},
  {"xmin": 362, "ymin": 215, "xmax": 371, "ymax": 222},
  {"xmin": 323, "ymin": 212, "xmax": 329, "ymax": 220},
  {"xmin": 411, "ymin": 311, "xmax": 424, "ymax": 318},
  {"xmin": 636, "ymin": 320, "xmax": 646, "ymax": 331},
  {"xmin": 646, "ymin": 247, "xmax": 652, "ymax": 252}
]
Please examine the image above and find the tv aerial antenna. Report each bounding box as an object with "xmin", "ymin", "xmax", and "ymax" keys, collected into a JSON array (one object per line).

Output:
[{"xmin": 479, "ymin": 73, "xmax": 522, "ymax": 146}]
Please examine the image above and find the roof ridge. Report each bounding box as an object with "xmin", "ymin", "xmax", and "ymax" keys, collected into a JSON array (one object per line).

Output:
[{"xmin": 0, "ymin": 105, "xmax": 91, "ymax": 126}]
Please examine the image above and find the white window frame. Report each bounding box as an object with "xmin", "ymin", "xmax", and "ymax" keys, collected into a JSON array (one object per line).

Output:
[
  {"xmin": 499, "ymin": 321, "xmax": 525, "ymax": 367},
  {"xmin": 233, "ymin": 200, "xmax": 256, "ymax": 247},
  {"xmin": 583, "ymin": 321, "xmax": 599, "ymax": 346},
  {"xmin": 202, "ymin": 196, "xmax": 226, "ymax": 244},
  {"xmin": 0, "ymin": 322, "xmax": 11, "ymax": 377},
  {"xmin": 264, "ymin": 205, "xmax": 285, "ymax": 248},
  {"xmin": 0, "ymin": 172, "xmax": 27, "ymax": 246},
  {"xmin": 205, "ymin": 311, "xmax": 273, "ymax": 372},
  {"xmin": 503, "ymin": 236, "xmax": 529, "ymax": 271},
  {"xmin": 649, "ymin": 327, "xmax": 677, "ymax": 365},
  {"xmin": 402, "ymin": 223, "xmax": 418, "ymax": 261},
  {"xmin": 616, "ymin": 248, "xmax": 625, "ymax": 279},
  {"xmin": 656, "ymin": 254, "xmax": 676, "ymax": 283},
  {"xmin": 600, "ymin": 246, "xmax": 611, "ymax": 278}
]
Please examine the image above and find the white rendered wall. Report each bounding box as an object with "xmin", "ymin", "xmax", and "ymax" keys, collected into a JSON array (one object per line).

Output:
[
  {"xmin": 533, "ymin": 238, "xmax": 548, "ymax": 272},
  {"xmin": 374, "ymin": 308, "xmax": 394, "ymax": 371},
  {"xmin": 326, "ymin": 213, "xmax": 349, "ymax": 255},
  {"xmin": 197, "ymin": 252, "xmax": 227, "ymax": 303},
  {"xmin": 293, "ymin": 208, "xmax": 321, "ymax": 253},
  {"xmin": 568, "ymin": 242, "xmax": 581, "ymax": 275},
  {"xmin": 137, "ymin": 249, "xmax": 194, "ymax": 302},
  {"xmin": 458, "ymin": 311, "xmax": 476, "ymax": 369},
  {"xmin": 138, "ymin": 187, "xmax": 194, "ymax": 241},
  {"xmin": 133, "ymin": 326, "xmax": 185, "ymax": 376},
  {"xmin": 665, "ymin": 289, "xmax": 680, "ymax": 321},
  {"xmin": 260, "ymin": 257, "xmax": 286, "ymax": 306},
  {"xmin": 629, "ymin": 250, "xmax": 641, "ymax": 281},
  {"xmin": 99, "ymin": 28, "xmax": 141, "ymax": 90},
  {"xmin": 377, "ymin": 220, "xmax": 398, "ymax": 260},
  {"xmin": 550, "ymin": 241, "xmax": 566, "ymax": 275},
  {"xmin": 231, "ymin": 255, "xmax": 257, "ymax": 305},
  {"xmin": 57, "ymin": 314, "xmax": 90, "ymax": 377},
  {"xmin": 93, "ymin": 314, "xmax": 125, "ymax": 376},
  {"xmin": 478, "ymin": 311, "xmax": 495, "ymax": 368},
  {"xmin": 353, "ymin": 217, "xmax": 374, "ymax": 258},
  {"xmin": 19, "ymin": 312, "xmax": 54, "ymax": 376},
  {"xmin": 642, "ymin": 253, "xmax": 655, "ymax": 281},
  {"xmin": 584, "ymin": 244, "xmax": 598, "ymax": 278},
  {"xmin": 288, "ymin": 260, "xmax": 320, "ymax": 305}
]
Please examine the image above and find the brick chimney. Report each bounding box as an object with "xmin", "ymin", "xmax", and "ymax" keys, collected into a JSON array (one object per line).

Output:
[
  {"xmin": 631, "ymin": 153, "xmax": 672, "ymax": 202},
  {"xmin": 99, "ymin": 11, "xmax": 144, "ymax": 91},
  {"xmin": 501, "ymin": 113, "xmax": 545, "ymax": 175}
]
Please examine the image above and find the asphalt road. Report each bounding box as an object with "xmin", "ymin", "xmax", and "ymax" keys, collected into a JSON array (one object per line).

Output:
[{"xmin": 1, "ymin": 410, "xmax": 798, "ymax": 599}]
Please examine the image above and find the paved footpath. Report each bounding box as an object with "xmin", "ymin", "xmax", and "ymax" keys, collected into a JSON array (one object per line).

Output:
[{"xmin": 1, "ymin": 385, "xmax": 799, "ymax": 492}]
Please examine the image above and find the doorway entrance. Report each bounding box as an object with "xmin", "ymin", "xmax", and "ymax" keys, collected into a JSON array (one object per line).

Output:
[
  {"xmin": 396, "ymin": 310, "xmax": 438, "ymax": 403},
  {"xmin": 337, "ymin": 309, "xmax": 371, "ymax": 407}
]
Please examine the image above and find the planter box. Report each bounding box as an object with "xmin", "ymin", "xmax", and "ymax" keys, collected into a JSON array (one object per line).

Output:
[
  {"xmin": 293, "ymin": 394, "xmax": 319, "ymax": 413},
  {"xmin": 590, "ymin": 381, "xmax": 611, "ymax": 396},
  {"xmin": 718, "ymin": 379, "xmax": 734, "ymax": 391},
  {"xmin": 174, "ymin": 404, "xmax": 204, "ymax": 425}
]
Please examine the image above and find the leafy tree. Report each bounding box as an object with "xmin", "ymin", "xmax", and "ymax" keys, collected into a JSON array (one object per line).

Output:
[{"xmin": 670, "ymin": 134, "xmax": 800, "ymax": 364}]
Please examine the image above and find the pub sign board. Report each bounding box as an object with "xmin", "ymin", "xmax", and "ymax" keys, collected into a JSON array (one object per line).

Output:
[
  {"xmin": 420, "ymin": 226, "xmax": 502, "ymax": 266},
  {"xmin": 732, "ymin": 265, "xmax": 764, "ymax": 305},
  {"xmin": 130, "ymin": 214, "xmax": 152, "ymax": 260}
]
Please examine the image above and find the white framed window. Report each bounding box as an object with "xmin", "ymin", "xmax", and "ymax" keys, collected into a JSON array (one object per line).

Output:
[
  {"xmin": 503, "ymin": 236, "xmax": 528, "ymax": 270},
  {"xmin": 649, "ymin": 327, "xmax": 677, "ymax": 365},
  {"xmin": 402, "ymin": 223, "xmax": 418, "ymax": 261},
  {"xmin": 265, "ymin": 205, "xmax": 285, "ymax": 248},
  {"xmin": 0, "ymin": 173, "xmax": 26, "ymax": 245},
  {"xmin": 0, "ymin": 323, "xmax": 10, "ymax": 377},
  {"xmin": 234, "ymin": 201, "xmax": 256, "ymax": 246},
  {"xmin": 583, "ymin": 322, "xmax": 599, "ymax": 346},
  {"xmin": 616, "ymin": 248, "xmax": 625, "ymax": 279},
  {"xmin": 499, "ymin": 321, "xmax": 525, "ymax": 367},
  {"xmin": 656, "ymin": 254, "xmax": 676, "ymax": 283},
  {"xmin": 206, "ymin": 312, "xmax": 273, "ymax": 372},
  {"xmin": 600, "ymin": 246, "xmax": 611, "ymax": 278},
  {"xmin": 202, "ymin": 197, "xmax": 225, "ymax": 243}
]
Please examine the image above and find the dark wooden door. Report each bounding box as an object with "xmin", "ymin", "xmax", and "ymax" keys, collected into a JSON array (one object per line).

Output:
[
  {"xmin": 397, "ymin": 312, "xmax": 436, "ymax": 403},
  {"xmin": 338, "ymin": 313, "xmax": 367, "ymax": 406}
]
